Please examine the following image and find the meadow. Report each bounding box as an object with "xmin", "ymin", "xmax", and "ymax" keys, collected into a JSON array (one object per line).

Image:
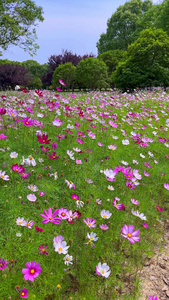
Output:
[{"xmin": 0, "ymin": 86, "xmax": 169, "ymax": 300}]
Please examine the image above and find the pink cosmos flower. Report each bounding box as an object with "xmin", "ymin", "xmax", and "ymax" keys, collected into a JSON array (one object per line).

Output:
[
  {"xmin": 71, "ymin": 194, "xmax": 79, "ymax": 201},
  {"xmin": 27, "ymin": 194, "xmax": 37, "ymax": 202},
  {"xmin": 121, "ymin": 224, "xmax": 140, "ymax": 244},
  {"xmin": 99, "ymin": 224, "xmax": 109, "ymax": 231},
  {"xmin": 22, "ymin": 261, "xmax": 42, "ymax": 281},
  {"xmin": 164, "ymin": 183, "xmax": 169, "ymax": 190},
  {"xmin": 52, "ymin": 118, "xmax": 63, "ymax": 127},
  {"xmin": 26, "ymin": 220, "xmax": 35, "ymax": 229},
  {"xmin": 35, "ymin": 226, "xmax": 43, "ymax": 232},
  {"xmin": 148, "ymin": 296, "xmax": 158, "ymax": 300},
  {"xmin": 39, "ymin": 191, "xmax": 45, "ymax": 196},
  {"xmin": 47, "ymin": 152, "xmax": 60, "ymax": 159},
  {"xmin": 0, "ymin": 170, "xmax": 9, "ymax": 181},
  {"xmin": 21, "ymin": 172, "xmax": 31, "ymax": 179},
  {"xmin": 65, "ymin": 179, "xmax": 75, "ymax": 189},
  {"xmin": 40, "ymin": 208, "xmax": 62, "ymax": 224},
  {"xmin": 144, "ymin": 162, "xmax": 152, "ymax": 168},
  {"xmin": 113, "ymin": 197, "xmax": 125, "ymax": 210},
  {"xmin": 142, "ymin": 223, "xmax": 149, "ymax": 228},
  {"xmin": 20, "ymin": 287, "xmax": 28, "ymax": 298},
  {"xmin": 39, "ymin": 244, "xmax": 48, "ymax": 255},
  {"xmin": 0, "ymin": 258, "xmax": 9, "ymax": 270},
  {"xmin": 56, "ymin": 87, "xmax": 62, "ymax": 92},
  {"xmin": 22, "ymin": 117, "xmax": 34, "ymax": 127},
  {"xmin": 156, "ymin": 206, "xmax": 163, "ymax": 212},
  {"xmin": 98, "ymin": 142, "xmax": 104, "ymax": 146},
  {"xmin": 58, "ymin": 208, "xmax": 69, "ymax": 220},
  {"xmin": 107, "ymin": 120, "xmax": 117, "ymax": 128},
  {"xmin": 144, "ymin": 171, "xmax": 150, "ymax": 177},
  {"xmin": 75, "ymin": 159, "xmax": 82, "ymax": 165},
  {"xmin": 76, "ymin": 138, "xmax": 84, "ymax": 144},
  {"xmin": 126, "ymin": 181, "xmax": 136, "ymax": 189},
  {"xmin": 53, "ymin": 235, "xmax": 64, "ymax": 245},
  {"xmin": 0, "ymin": 133, "xmax": 7, "ymax": 139},
  {"xmin": 59, "ymin": 79, "xmax": 66, "ymax": 86},
  {"xmin": 131, "ymin": 198, "xmax": 140, "ymax": 205},
  {"xmin": 83, "ymin": 218, "xmax": 97, "ymax": 228}
]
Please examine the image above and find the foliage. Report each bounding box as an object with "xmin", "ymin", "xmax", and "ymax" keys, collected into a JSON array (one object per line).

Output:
[
  {"xmin": 112, "ymin": 28, "xmax": 169, "ymax": 91},
  {"xmin": 97, "ymin": 0, "xmax": 153, "ymax": 54},
  {"xmin": 76, "ymin": 58, "xmax": 109, "ymax": 90},
  {"xmin": 52, "ymin": 62, "xmax": 76, "ymax": 90},
  {"xmin": 21, "ymin": 60, "xmax": 48, "ymax": 78},
  {"xmin": 0, "ymin": 0, "xmax": 44, "ymax": 55},
  {"xmin": 0, "ymin": 64, "xmax": 31, "ymax": 89},
  {"xmin": 98, "ymin": 50, "xmax": 125, "ymax": 75}
]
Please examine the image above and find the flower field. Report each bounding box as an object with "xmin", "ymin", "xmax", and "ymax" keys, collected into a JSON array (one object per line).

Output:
[{"xmin": 0, "ymin": 87, "xmax": 169, "ymax": 299}]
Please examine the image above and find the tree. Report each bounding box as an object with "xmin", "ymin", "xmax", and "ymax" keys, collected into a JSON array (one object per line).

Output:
[
  {"xmin": 52, "ymin": 62, "xmax": 76, "ymax": 91},
  {"xmin": 112, "ymin": 28, "xmax": 169, "ymax": 90},
  {"xmin": 0, "ymin": 64, "xmax": 31, "ymax": 89},
  {"xmin": 97, "ymin": 0, "xmax": 153, "ymax": 54},
  {"xmin": 0, "ymin": 0, "xmax": 44, "ymax": 55},
  {"xmin": 76, "ymin": 58, "xmax": 109, "ymax": 90},
  {"xmin": 21, "ymin": 60, "xmax": 48, "ymax": 78},
  {"xmin": 98, "ymin": 50, "xmax": 125, "ymax": 75}
]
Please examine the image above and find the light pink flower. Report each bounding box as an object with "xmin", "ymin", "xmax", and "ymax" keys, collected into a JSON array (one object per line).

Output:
[
  {"xmin": 83, "ymin": 218, "xmax": 97, "ymax": 228},
  {"xmin": 75, "ymin": 159, "xmax": 82, "ymax": 165},
  {"xmin": 144, "ymin": 171, "xmax": 150, "ymax": 177},
  {"xmin": 164, "ymin": 183, "xmax": 169, "ymax": 190},
  {"xmin": 121, "ymin": 224, "xmax": 140, "ymax": 244},
  {"xmin": 131, "ymin": 198, "xmax": 140, "ymax": 205},
  {"xmin": 59, "ymin": 79, "xmax": 66, "ymax": 86},
  {"xmin": 27, "ymin": 194, "xmax": 37, "ymax": 202},
  {"xmin": 99, "ymin": 224, "xmax": 109, "ymax": 231},
  {"xmin": 113, "ymin": 197, "xmax": 125, "ymax": 210},
  {"xmin": 0, "ymin": 170, "xmax": 9, "ymax": 181}
]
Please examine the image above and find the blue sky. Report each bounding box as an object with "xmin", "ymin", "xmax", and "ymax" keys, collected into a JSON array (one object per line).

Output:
[{"xmin": 1, "ymin": 0, "xmax": 155, "ymax": 64}]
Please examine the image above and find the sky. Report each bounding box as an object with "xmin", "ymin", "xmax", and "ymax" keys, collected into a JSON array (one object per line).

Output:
[{"xmin": 1, "ymin": 0, "xmax": 130, "ymax": 64}]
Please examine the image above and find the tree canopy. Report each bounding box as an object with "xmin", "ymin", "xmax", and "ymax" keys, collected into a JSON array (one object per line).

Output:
[
  {"xmin": 0, "ymin": 0, "xmax": 44, "ymax": 55},
  {"xmin": 112, "ymin": 28, "xmax": 169, "ymax": 90}
]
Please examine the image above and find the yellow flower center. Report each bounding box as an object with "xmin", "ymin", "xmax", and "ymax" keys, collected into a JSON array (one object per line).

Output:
[
  {"xmin": 29, "ymin": 156, "xmax": 33, "ymax": 160},
  {"xmin": 58, "ymin": 248, "xmax": 62, "ymax": 251},
  {"xmin": 61, "ymin": 213, "xmax": 65, "ymax": 216},
  {"xmin": 88, "ymin": 223, "xmax": 91, "ymax": 226},
  {"xmin": 103, "ymin": 215, "xmax": 107, "ymax": 218},
  {"xmin": 90, "ymin": 237, "xmax": 93, "ymax": 240},
  {"xmin": 49, "ymin": 217, "xmax": 52, "ymax": 220},
  {"xmin": 19, "ymin": 222, "xmax": 22, "ymax": 224},
  {"xmin": 43, "ymin": 140, "xmax": 45, "ymax": 143},
  {"xmin": 30, "ymin": 269, "xmax": 35, "ymax": 274},
  {"xmin": 25, "ymin": 122, "xmax": 28, "ymax": 125},
  {"xmin": 1, "ymin": 175, "xmax": 4, "ymax": 178},
  {"xmin": 21, "ymin": 292, "xmax": 25, "ymax": 296},
  {"xmin": 16, "ymin": 169, "xmax": 18, "ymax": 172},
  {"xmin": 128, "ymin": 233, "xmax": 132, "ymax": 238},
  {"xmin": 69, "ymin": 181, "xmax": 72, "ymax": 184},
  {"xmin": 66, "ymin": 257, "xmax": 69, "ymax": 261},
  {"xmin": 42, "ymin": 249, "xmax": 45, "ymax": 252},
  {"xmin": 102, "ymin": 270, "xmax": 105, "ymax": 274}
]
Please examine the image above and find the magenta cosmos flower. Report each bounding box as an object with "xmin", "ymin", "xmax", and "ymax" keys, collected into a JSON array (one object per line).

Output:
[
  {"xmin": 22, "ymin": 261, "xmax": 42, "ymax": 281},
  {"xmin": 121, "ymin": 224, "xmax": 140, "ymax": 244},
  {"xmin": 40, "ymin": 208, "xmax": 62, "ymax": 224},
  {"xmin": 59, "ymin": 78, "xmax": 66, "ymax": 86},
  {"xmin": 20, "ymin": 287, "xmax": 28, "ymax": 298},
  {"xmin": 0, "ymin": 258, "xmax": 9, "ymax": 270},
  {"xmin": 22, "ymin": 117, "xmax": 34, "ymax": 127},
  {"xmin": 156, "ymin": 206, "xmax": 163, "ymax": 212},
  {"xmin": 148, "ymin": 296, "xmax": 158, "ymax": 300},
  {"xmin": 0, "ymin": 133, "xmax": 7, "ymax": 139}
]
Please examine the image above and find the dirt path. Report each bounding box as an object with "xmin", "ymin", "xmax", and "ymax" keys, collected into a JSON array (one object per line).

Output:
[{"xmin": 139, "ymin": 221, "xmax": 169, "ymax": 299}]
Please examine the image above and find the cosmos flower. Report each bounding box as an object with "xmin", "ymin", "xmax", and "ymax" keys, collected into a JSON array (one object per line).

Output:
[
  {"xmin": 25, "ymin": 156, "xmax": 36, "ymax": 167},
  {"xmin": 10, "ymin": 152, "xmax": 18, "ymax": 158},
  {"xmin": 22, "ymin": 117, "xmax": 34, "ymax": 127},
  {"xmin": 83, "ymin": 218, "xmax": 97, "ymax": 228},
  {"xmin": 25, "ymin": 220, "xmax": 35, "ymax": 229},
  {"xmin": 59, "ymin": 79, "xmax": 66, "ymax": 86},
  {"xmin": 156, "ymin": 206, "xmax": 163, "ymax": 212},
  {"xmin": 108, "ymin": 144, "xmax": 117, "ymax": 150},
  {"xmin": 0, "ymin": 170, "xmax": 9, "ymax": 181},
  {"xmin": 100, "ymin": 210, "xmax": 112, "ymax": 219},
  {"xmin": 40, "ymin": 208, "xmax": 62, "ymax": 224},
  {"xmin": 58, "ymin": 208, "xmax": 69, "ymax": 220},
  {"xmin": 99, "ymin": 224, "xmax": 109, "ymax": 231},
  {"xmin": 63, "ymin": 254, "xmax": 73, "ymax": 265},
  {"xmin": 16, "ymin": 217, "xmax": 26, "ymax": 226},
  {"xmin": 47, "ymin": 152, "xmax": 60, "ymax": 159},
  {"xmin": 131, "ymin": 209, "xmax": 147, "ymax": 220},
  {"xmin": 121, "ymin": 224, "xmax": 140, "ymax": 244},
  {"xmin": 37, "ymin": 134, "xmax": 51, "ymax": 144},
  {"xmin": 53, "ymin": 235, "xmax": 65, "ymax": 246},
  {"xmin": 22, "ymin": 261, "xmax": 42, "ymax": 281},
  {"xmin": 142, "ymin": 223, "xmax": 149, "ymax": 228},
  {"xmin": 20, "ymin": 287, "xmax": 28, "ymax": 298},
  {"xmin": 52, "ymin": 118, "xmax": 63, "ymax": 127},
  {"xmin": 38, "ymin": 245, "xmax": 48, "ymax": 255},
  {"xmin": 27, "ymin": 194, "xmax": 37, "ymax": 202},
  {"xmin": 113, "ymin": 198, "xmax": 125, "ymax": 210},
  {"xmin": 148, "ymin": 296, "xmax": 158, "ymax": 300},
  {"xmin": 0, "ymin": 258, "xmax": 9, "ymax": 270},
  {"xmin": 65, "ymin": 179, "xmax": 75, "ymax": 189},
  {"xmin": 54, "ymin": 240, "xmax": 69, "ymax": 255},
  {"xmin": 131, "ymin": 198, "xmax": 140, "ymax": 205},
  {"xmin": 28, "ymin": 185, "xmax": 38, "ymax": 192},
  {"xmin": 12, "ymin": 164, "xmax": 24, "ymax": 174},
  {"xmin": 164, "ymin": 183, "xmax": 169, "ymax": 190},
  {"xmin": 96, "ymin": 262, "xmax": 111, "ymax": 278}
]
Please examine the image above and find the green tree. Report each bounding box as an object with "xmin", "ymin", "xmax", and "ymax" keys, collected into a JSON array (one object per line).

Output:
[
  {"xmin": 97, "ymin": 0, "xmax": 153, "ymax": 54},
  {"xmin": 76, "ymin": 58, "xmax": 109, "ymax": 90},
  {"xmin": 52, "ymin": 62, "xmax": 76, "ymax": 91},
  {"xmin": 112, "ymin": 28, "xmax": 169, "ymax": 90},
  {"xmin": 98, "ymin": 50, "xmax": 125, "ymax": 75},
  {"xmin": 21, "ymin": 60, "xmax": 48, "ymax": 77},
  {"xmin": 0, "ymin": 0, "xmax": 44, "ymax": 55}
]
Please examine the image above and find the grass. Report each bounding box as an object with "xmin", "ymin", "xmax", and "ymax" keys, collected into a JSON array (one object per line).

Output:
[{"xmin": 0, "ymin": 88, "xmax": 169, "ymax": 300}]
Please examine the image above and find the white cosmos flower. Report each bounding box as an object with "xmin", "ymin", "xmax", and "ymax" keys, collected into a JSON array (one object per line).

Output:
[
  {"xmin": 96, "ymin": 262, "xmax": 111, "ymax": 278},
  {"xmin": 25, "ymin": 156, "xmax": 36, "ymax": 166},
  {"xmin": 10, "ymin": 152, "xmax": 18, "ymax": 158},
  {"xmin": 122, "ymin": 139, "xmax": 129, "ymax": 145},
  {"xmin": 73, "ymin": 147, "xmax": 82, "ymax": 152},
  {"xmin": 121, "ymin": 160, "xmax": 128, "ymax": 166},
  {"xmin": 54, "ymin": 241, "xmax": 69, "ymax": 255},
  {"xmin": 76, "ymin": 200, "xmax": 84, "ymax": 208},
  {"xmin": 107, "ymin": 185, "xmax": 114, "ymax": 191},
  {"xmin": 131, "ymin": 209, "xmax": 147, "ymax": 220},
  {"xmin": 148, "ymin": 151, "xmax": 154, "ymax": 157},
  {"xmin": 140, "ymin": 153, "xmax": 145, "ymax": 158},
  {"xmin": 37, "ymin": 113, "xmax": 44, "ymax": 118},
  {"xmin": 87, "ymin": 232, "xmax": 99, "ymax": 241},
  {"xmin": 133, "ymin": 160, "xmax": 139, "ymax": 165},
  {"xmin": 64, "ymin": 254, "xmax": 73, "ymax": 265},
  {"xmin": 67, "ymin": 150, "xmax": 75, "ymax": 160},
  {"xmin": 103, "ymin": 169, "xmax": 116, "ymax": 179},
  {"xmin": 100, "ymin": 210, "xmax": 112, "ymax": 219}
]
